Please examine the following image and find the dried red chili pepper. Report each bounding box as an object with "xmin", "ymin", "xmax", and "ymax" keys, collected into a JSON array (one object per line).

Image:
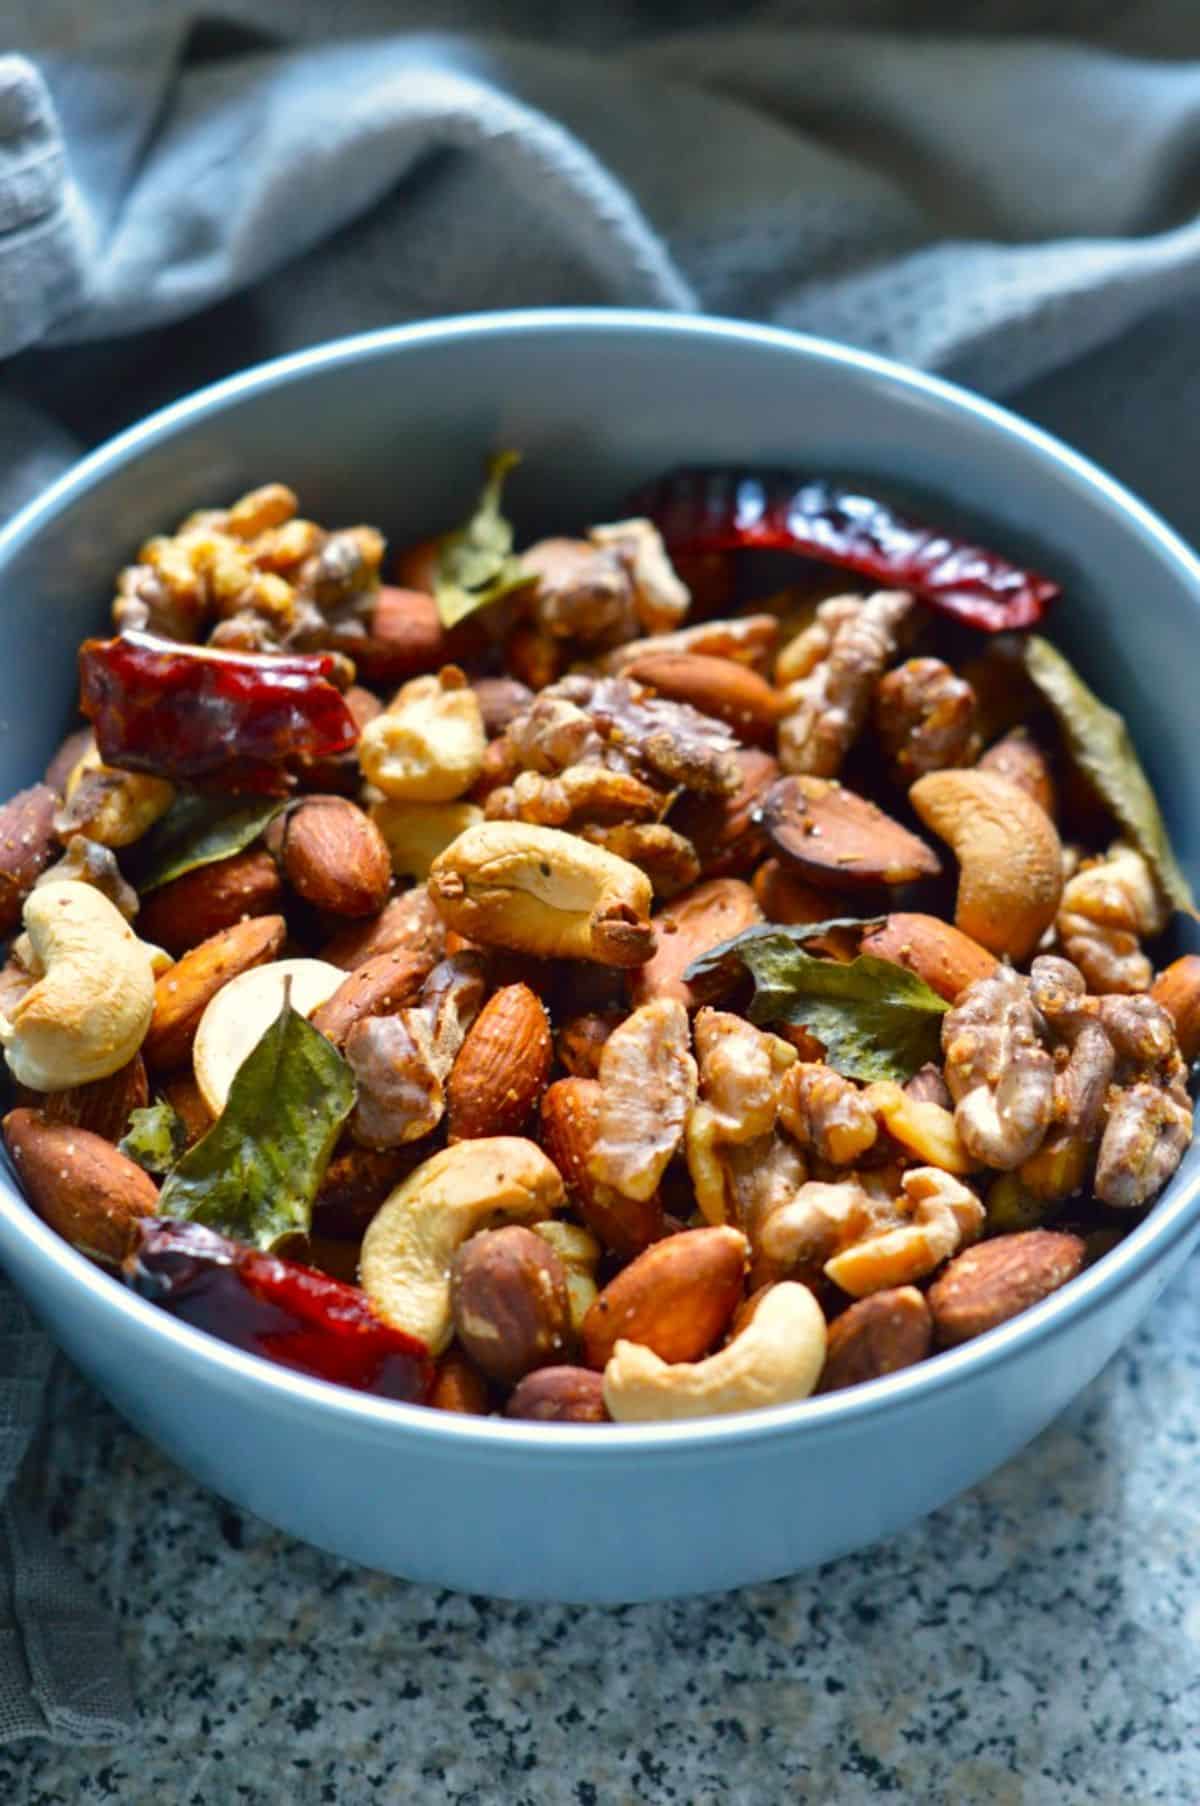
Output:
[
  {"xmin": 78, "ymin": 632, "xmax": 358, "ymax": 793},
  {"xmin": 634, "ymin": 469, "xmax": 1059, "ymax": 632},
  {"xmin": 124, "ymin": 1219, "xmax": 432, "ymax": 1401}
]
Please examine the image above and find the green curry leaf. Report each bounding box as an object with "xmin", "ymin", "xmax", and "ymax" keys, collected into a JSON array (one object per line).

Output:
[
  {"xmin": 1024, "ymin": 635, "xmax": 1195, "ymax": 915},
  {"xmin": 129, "ymin": 791, "xmax": 284, "ymax": 893},
  {"xmin": 434, "ymin": 450, "xmax": 534, "ymax": 629},
  {"xmin": 119, "ymin": 1100, "xmax": 187, "ymax": 1176},
  {"xmin": 686, "ymin": 919, "xmax": 947, "ymax": 1083},
  {"xmin": 157, "ymin": 999, "xmax": 355, "ymax": 1251}
]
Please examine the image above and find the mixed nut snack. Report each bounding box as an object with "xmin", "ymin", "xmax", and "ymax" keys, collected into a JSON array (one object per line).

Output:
[{"xmin": 2, "ymin": 459, "xmax": 1196, "ymax": 1424}]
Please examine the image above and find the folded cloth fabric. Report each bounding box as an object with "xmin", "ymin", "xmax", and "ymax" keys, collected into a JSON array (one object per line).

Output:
[{"xmin": 4, "ymin": 0, "xmax": 1200, "ymax": 1743}]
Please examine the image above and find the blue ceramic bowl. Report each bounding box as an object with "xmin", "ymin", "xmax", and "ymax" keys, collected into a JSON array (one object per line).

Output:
[{"xmin": 1, "ymin": 311, "xmax": 1197, "ymax": 1603}]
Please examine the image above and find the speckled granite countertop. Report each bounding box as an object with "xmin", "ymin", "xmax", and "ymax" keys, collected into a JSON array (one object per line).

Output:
[{"xmin": 2, "ymin": 1256, "xmax": 1198, "ymax": 1806}]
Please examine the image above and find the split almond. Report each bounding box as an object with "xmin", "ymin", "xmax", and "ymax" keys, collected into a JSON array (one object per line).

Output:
[
  {"xmin": 309, "ymin": 945, "xmax": 437, "ymax": 1049},
  {"xmin": 320, "ymin": 888, "xmax": 446, "ymax": 973},
  {"xmin": 447, "ymin": 983, "xmax": 552, "ymax": 1141},
  {"xmin": 144, "ymin": 914, "xmax": 286, "ymax": 1073},
  {"xmin": 580, "ymin": 1225, "xmax": 748, "ymax": 1370},
  {"xmin": 927, "ymin": 1229, "xmax": 1086, "ymax": 1347},
  {"xmin": 540, "ymin": 1077, "xmax": 665, "ymax": 1258},
  {"xmin": 818, "ymin": 1286, "xmax": 932, "ymax": 1392},
  {"xmin": 3, "ymin": 1106, "xmax": 158, "ymax": 1262},
  {"xmin": 630, "ymin": 877, "xmax": 762, "ymax": 1010},
  {"xmin": 860, "ymin": 913, "xmax": 997, "ymax": 1003},
  {"xmin": 762, "ymin": 775, "xmax": 941, "ymax": 889},
  {"xmin": 669, "ymin": 747, "xmax": 777, "ymax": 878},
  {"xmin": 622, "ymin": 651, "xmax": 784, "ymax": 747},
  {"xmin": 136, "ymin": 847, "xmax": 283, "ymax": 958},
  {"xmin": 193, "ymin": 957, "xmax": 345, "ymax": 1115},
  {"xmin": 278, "ymin": 794, "xmax": 392, "ymax": 918}
]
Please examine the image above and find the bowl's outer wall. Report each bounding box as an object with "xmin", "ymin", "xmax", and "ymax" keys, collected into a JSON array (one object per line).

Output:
[{"xmin": 1, "ymin": 315, "xmax": 1198, "ymax": 1600}]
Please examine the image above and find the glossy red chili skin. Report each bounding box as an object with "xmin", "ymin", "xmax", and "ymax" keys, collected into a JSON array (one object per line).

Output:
[
  {"xmin": 78, "ymin": 633, "xmax": 359, "ymax": 793},
  {"xmin": 634, "ymin": 469, "xmax": 1060, "ymax": 632},
  {"xmin": 124, "ymin": 1219, "xmax": 432, "ymax": 1401}
]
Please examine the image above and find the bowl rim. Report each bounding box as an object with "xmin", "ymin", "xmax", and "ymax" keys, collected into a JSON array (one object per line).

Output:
[{"xmin": 2, "ymin": 304, "xmax": 1198, "ymax": 1456}]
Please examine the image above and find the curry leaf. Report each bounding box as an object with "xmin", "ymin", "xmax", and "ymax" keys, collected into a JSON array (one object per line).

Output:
[
  {"xmin": 119, "ymin": 1100, "xmax": 187, "ymax": 1176},
  {"xmin": 434, "ymin": 450, "xmax": 535, "ymax": 629},
  {"xmin": 157, "ymin": 1000, "xmax": 355, "ymax": 1251},
  {"xmin": 130, "ymin": 791, "xmax": 284, "ymax": 893},
  {"xmin": 1024, "ymin": 635, "xmax": 1195, "ymax": 915},
  {"xmin": 686, "ymin": 919, "xmax": 946, "ymax": 1083}
]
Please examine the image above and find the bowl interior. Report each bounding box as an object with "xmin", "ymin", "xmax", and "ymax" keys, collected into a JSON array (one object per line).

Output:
[{"xmin": 1, "ymin": 308, "xmax": 1198, "ymax": 1447}]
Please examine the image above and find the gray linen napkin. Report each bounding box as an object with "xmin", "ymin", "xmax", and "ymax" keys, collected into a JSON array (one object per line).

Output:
[{"xmin": 4, "ymin": 0, "xmax": 1200, "ymax": 1743}]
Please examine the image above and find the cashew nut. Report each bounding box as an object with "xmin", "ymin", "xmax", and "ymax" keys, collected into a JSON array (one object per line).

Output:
[
  {"xmin": 60, "ymin": 740, "xmax": 175, "ymax": 848},
  {"xmin": 909, "ymin": 768, "xmax": 1063, "ymax": 961},
  {"xmin": 602, "ymin": 1282, "xmax": 826, "ymax": 1422},
  {"xmin": 359, "ymin": 1137, "xmax": 566, "ymax": 1352},
  {"xmin": 192, "ymin": 957, "xmax": 345, "ymax": 1116},
  {"xmin": 369, "ymin": 798, "xmax": 483, "ymax": 880},
  {"xmin": 359, "ymin": 667, "xmax": 485, "ymax": 802},
  {"xmin": 428, "ymin": 820, "xmax": 655, "ymax": 966},
  {"xmin": 0, "ymin": 882, "xmax": 159, "ymax": 1089},
  {"xmin": 534, "ymin": 1219, "xmax": 602, "ymax": 1331}
]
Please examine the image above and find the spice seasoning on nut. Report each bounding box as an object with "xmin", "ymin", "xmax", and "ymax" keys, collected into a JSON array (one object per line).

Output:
[{"xmin": 1, "ymin": 456, "xmax": 1194, "ymax": 1417}]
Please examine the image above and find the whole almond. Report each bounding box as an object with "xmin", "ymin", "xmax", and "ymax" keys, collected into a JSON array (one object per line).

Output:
[
  {"xmin": 669, "ymin": 747, "xmax": 778, "ymax": 879},
  {"xmin": 23, "ymin": 1054, "xmax": 149, "ymax": 1145},
  {"xmin": 818, "ymin": 1286, "xmax": 933, "ymax": 1393},
  {"xmin": 860, "ymin": 913, "xmax": 998, "ymax": 1003},
  {"xmin": 450, "ymin": 1225, "xmax": 572, "ymax": 1386},
  {"xmin": 279, "ymin": 795, "xmax": 391, "ymax": 918},
  {"xmin": 1151, "ymin": 955, "xmax": 1200, "ymax": 1064},
  {"xmin": 506, "ymin": 1365, "xmax": 609, "ymax": 1423},
  {"xmin": 0, "ymin": 784, "xmax": 59, "ymax": 936},
  {"xmin": 3, "ymin": 1107, "xmax": 158, "ymax": 1262},
  {"xmin": 136, "ymin": 847, "xmax": 284, "ymax": 958},
  {"xmin": 630, "ymin": 877, "xmax": 762, "ymax": 1010},
  {"xmin": 309, "ymin": 945, "xmax": 436, "ymax": 1049},
  {"xmin": 540, "ymin": 1077, "xmax": 664, "ymax": 1257},
  {"xmin": 144, "ymin": 914, "xmax": 286, "ymax": 1073},
  {"xmin": 447, "ymin": 983, "xmax": 552, "ymax": 1140},
  {"xmin": 763, "ymin": 775, "xmax": 941, "ymax": 889},
  {"xmin": 320, "ymin": 888, "xmax": 446, "ymax": 972},
  {"xmin": 978, "ymin": 728, "xmax": 1056, "ymax": 819},
  {"xmin": 330, "ymin": 585, "xmax": 449, "ymax": 685},
  {"xmin": 623, "ymin": 650, "xmax": 784, "ymax": 747},
  {"xmin": 429, "ymin": 1348, "xmax": 492, "ymax": 1415},
  {"xmin": 580, "ymin": 1225, "xmax": 748, "ymax": 1370},
  {"xmin": 928, "ymin": 1229, "xmax": 1087, "ymax": 1348}
]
